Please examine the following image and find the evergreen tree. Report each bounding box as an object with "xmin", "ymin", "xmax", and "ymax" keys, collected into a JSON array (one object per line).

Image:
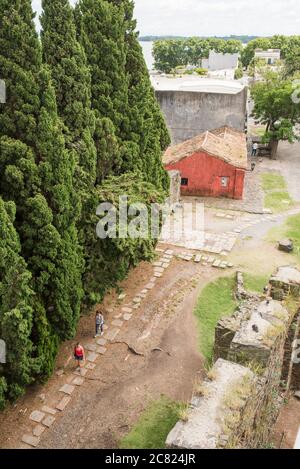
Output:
[
  {"xmin": 40, "ymin": 0, "xmax": 97, "ymax": 193},
  {"xmin": 0, "ymin": 198, "xmax": 34, "ymax": 404},
  {"xmin": 0, "ymin": 1, "xmax": 83, "ymax": 382},
  {"xmin": 107, "ymin": 0, "xmax": 170, "ymax": 191},
  {"xmin": 75, "ymin": 0, "xmax": 124, "ymax": 180}
]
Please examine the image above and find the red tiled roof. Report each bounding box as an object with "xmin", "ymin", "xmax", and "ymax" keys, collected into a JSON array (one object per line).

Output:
[{"xmin": 163, "ymin": 126, "xmax": 248, "ymax": 169}]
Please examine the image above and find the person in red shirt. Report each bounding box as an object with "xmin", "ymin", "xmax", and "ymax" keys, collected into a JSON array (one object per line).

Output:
[{"xmin": 74, "ymin": 342, "xmax": 85, "ymax": 369}]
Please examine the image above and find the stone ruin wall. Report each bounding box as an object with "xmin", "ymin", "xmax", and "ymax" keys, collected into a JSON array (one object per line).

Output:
[{"xmin": 166, "ymin": 266, "xmax": 300, "ymax": 449}]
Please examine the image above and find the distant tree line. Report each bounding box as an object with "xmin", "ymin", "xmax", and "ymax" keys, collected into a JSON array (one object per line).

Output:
[
  {"xmin": 140, "ymin": 35, "xmax": 259, "ymax": 43},
  {"xmin": 0, "ymin": 0, "xmax": 170, "ymax": 409},
  {"xmin": 153, "ymin": 38, "xmax": 243, "ymax": 73},
  {"xmin": 152, "ymin": 35, "xmax": 300, "ymax": 76}
]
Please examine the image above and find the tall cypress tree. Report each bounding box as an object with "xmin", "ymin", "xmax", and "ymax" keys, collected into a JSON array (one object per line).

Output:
[
  {"xmin": 0, "ymin": 0, "xmax": 83, "ymax": 381},
  {"xmin": 0, "ymin": 198, "xmax": 34, "ymax": 404},
  {"xmin": 75, "ymin": 0, "xmax": 124, "ymax": 180},
  {"xmin": 40, "ymin": 0, "xmax": 97, "ymax": 193},
  {"xmin": 106, "ymin": 0, "xmax": 170, "ymax": 191}
]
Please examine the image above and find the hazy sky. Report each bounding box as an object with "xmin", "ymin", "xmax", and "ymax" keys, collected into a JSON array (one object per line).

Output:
[{"xmin": 31, "ymin": 0, "xmax": 300, "ymax": 36}]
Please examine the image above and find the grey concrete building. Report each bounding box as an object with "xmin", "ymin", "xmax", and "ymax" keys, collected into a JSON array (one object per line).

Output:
[{"xmin": 154, "ymin": 76, "xmax": 247, "ymax": 144}]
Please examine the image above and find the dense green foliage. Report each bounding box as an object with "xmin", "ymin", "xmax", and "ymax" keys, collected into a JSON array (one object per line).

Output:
[
  {"xmin": 251, "ymin": 70, "xmax": 300, "ymax": 158},
  {"xmin": 0, "ymin": 0, "xmax": 170, "ymax": 407},
  {"xmin": 241, "ymin": 35, "xmax": 300, "ymax": 71},
  {"xmin": 153, "ymin": 37, "xmax": 243, "ymax": 73}
]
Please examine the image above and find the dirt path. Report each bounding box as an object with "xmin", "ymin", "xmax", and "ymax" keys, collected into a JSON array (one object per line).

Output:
[
  {"xmin": 271, "ymin": 397, "xmax": 300, "ymax": 449},
  {"xmin": 0, "ymin": 253, "xmax": 222, "ymax": 449}
]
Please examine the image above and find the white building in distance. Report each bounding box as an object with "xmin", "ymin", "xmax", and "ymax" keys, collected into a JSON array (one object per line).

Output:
[
  {"xmin": 201, "ymin": 50, "xmax": 240, "ymax": 71},
  {"xmin": 254, "ymin": 49, "xmax": 281, "ymax": 65}
]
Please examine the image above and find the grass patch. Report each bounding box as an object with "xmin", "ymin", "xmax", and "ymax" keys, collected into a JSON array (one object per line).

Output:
[
  {"xmin": 261, "ymin": 173, "xmax": 293, "ymax": 213},
  {"xmin": 243, "ymin": 273, "xmax": 269, "ymax": 294},
  {"xmin": 264, "ymin": 191, "xmax": 293, "ymax": 213},
  {"xmin": 266, "ymin": 213, "xmax": 300, "ymax": 262},
  {"xmin": 261, "ymin": 173, "xmax": 287, "ymax": 191},
  {"xmin": 194, "ymin": 276, "xmax": 237, "ymax": 365},
  {"xmin": 119, "ymin": 396, "xmax": 184, "ymax": 449}
]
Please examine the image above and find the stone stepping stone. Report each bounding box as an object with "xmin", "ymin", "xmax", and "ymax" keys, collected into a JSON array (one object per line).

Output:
[
  {"xmin": 105, "ymin": 328, "xmax": 120, "ymax": 341},
  {"xmin": 59, "ymin": 384, "xmax": 75, "ymax": 395},
  {"xmin": 212, "ymin": 260, "xmax": 221, "ymax": 268},
  {"xmin": 145, "ymin": 282, "xmax": 155, "ymax": 290},
  {"xmin": 72, "ymin": 377, "xmax": 85, "ymax": 386},
  {"xmin": 33, "ymin": 425, "xmax": 46, "ymax": 438},
  {"xmin": 122, "ymin": 307, "xmax": 133, "ymax": 314},
  {"xmin": 118, "ymin": 293, "xmax": 126, "ymax": 300},
  {"xmin": 96, "ymin": 346, "xmax": 107, "ymax": 355},
  {"xmin": 85, "ymin": 362, "xmax": 96, "ymax": 370},
  {"xmin": 162, "ymin": 254, "xmax": 173, "ymax": 260},
  {"xmin": 150, "ymin": 277, "xmax": 157, "ymax": 283},
  {"xmin": 220, "ymin": 262, "xmax": 227, "ymax": 269},
  {"xmin": 194, "ymin": 254, "xmax": 202, "ymax": 263},
  {"xmin": 73, "ymin": 368, "xmax": 88, "ymax": 377},
  {"xmin": 56, "ymin": 369, "xmax": 64, "ymax": 377},
  {"xmin": 154, "ymin": 272, "xmax": 162, "ymax": 278},
  {"xmin": 56, "ymin": 396, "xmax": 71, "ymax": 411},
  {"xmin": 22, "ymin": 434, "xmax": 40, "ymax": 448},
  {"xmin": 86, "ymin": 352, "xmax": 98, "ymax": 363},
  {"xmin": 165, "ymin": 249, "xmax": 174, "ymax": 255},
  {"xmin": 30, "ymin": 410, "xmax": 46, "ymax": 423},
  {"xmin": 162, "ymin": 263, "xmax": 170, "ymax": 268},
  {"xmin": 184, "ymin": 256, "xmax": 193, "ymax": 261},
  {"xmin": 96, "ymin": 338, "xmax": 107, "ymax": 346},
  {"xmin": 133, "ymin": 304, "xmax": 140, "ymax": 309},
  {"xmin": 113, "ymin": 313, "xmax": 122, "ymax": 319},
  {"xmin": 153, "ymin": 261, "xmax": 162, "ymax": 267},
  {"xmin": 112, "ymin": 319, "xmax": 123, "ymax": 327},
  {"xmin": 227, "ymin": 263, "xmax": 234, "ymax": 268},
  {"xmin": 133, "ymin": 297, "xmax": 141, "ymax": 303},
  {"xmin": 42, "ymin": 415, "xmax": 56, "ymax": 428},
  {"xmin": 154, "ymin": 267, "xmax": 164, "ymax": 273},
  {"xmin": 207, "ymin": 256, "xmax": 215, "ymax": 263},
  {"xmin": 41, "ymin": 406, "xmax": 57, "ymax": 416},
  {"xmin": 123, "ymin": 313, "xmax": 132, "ymax": 321},
  {"xmin": 138, "ymin": 292, "xmax": 147, "ymax": 298},
  {"xmin": 85, "ymin": 343, "xmax": 97, "ymax": 352}
]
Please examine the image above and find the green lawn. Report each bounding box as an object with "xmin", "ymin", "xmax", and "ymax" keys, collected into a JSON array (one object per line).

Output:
[
  {"xmin": 260, "ymin": 173, "xmax": 293, "ymax": 213},
  {"xmin": 119, "ymin": 396, "xmax": 183, "ymax": 449},
  {"xmin": 243, "ymin": 273, "xmax": 269, "ymax": 294},
  {"xmin": 194, "ymin": 276, "xmax": 237, "ymax": 365},
  {"xmin": 267, "ymin": 213, "xmax": 300, "ymax": 261},
  {"xmin": 261, "ymin": 173, "xmax": 287, "ymax": 191}
]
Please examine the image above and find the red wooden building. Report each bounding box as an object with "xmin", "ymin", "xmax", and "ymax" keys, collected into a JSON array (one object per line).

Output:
[{"xmin": 163, "ymin": 126, "xmax": 248, "ymax": 200}]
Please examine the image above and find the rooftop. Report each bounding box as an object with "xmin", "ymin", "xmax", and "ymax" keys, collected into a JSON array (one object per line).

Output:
[
  {"xmin": 151, "ymin": 75, "xmax": 245, "ymax": 94},
  {"xmin": 163, "ymin": 126, "xmax": 248, "ymax": 169}
]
